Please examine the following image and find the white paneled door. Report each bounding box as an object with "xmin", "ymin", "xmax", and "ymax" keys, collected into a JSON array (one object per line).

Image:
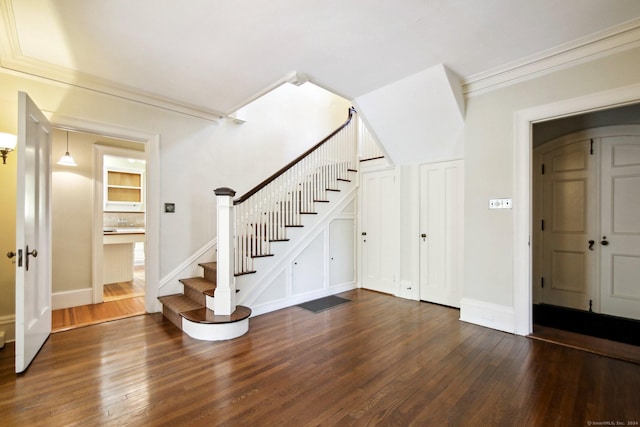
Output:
[
  {"xmin": 539, "ymin": 138, "xmax": 597, "ymax": 311},
  {"xmin": 14, "ymin": 92, "xmax": 52, "ymax": 373},
  {"xmin": 419, "ymin": 160, "xmax": 464, "ymax": 308},
  {"xmin": 600, "ymin": 135, "xmax": 640, "ymax": 320},
  {"xmin": 360, "ymin": 169, "xmax": 398, "ymax": 295},
  {"xmin": 534, "ymin": 126, "xmax": 640, "ymax": 319}
]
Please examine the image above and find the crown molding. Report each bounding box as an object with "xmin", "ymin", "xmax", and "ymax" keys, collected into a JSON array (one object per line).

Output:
[
  {"xmin": 0, "ymin": 0, "xmax": 221, "ymax": 122},
  {"xmin": 462, "ymin": 18, "xmax": 640, "ymax": 97}
]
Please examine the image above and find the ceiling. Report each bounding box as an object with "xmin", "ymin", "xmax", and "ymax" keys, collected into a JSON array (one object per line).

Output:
[{"xmin": 2, "ymin": 0, "xmax": 640, "ymax": 119}]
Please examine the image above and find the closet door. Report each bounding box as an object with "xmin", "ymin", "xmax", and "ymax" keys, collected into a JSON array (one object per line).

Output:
[
  {"xmin": 419, "ymin": 160, "xmax": 463, "ymax": 308},
  {"xmin": 360, "ymin": 169, "xmax": 399, "ymax": 295},
  {"xmin": 600, "ymin": 135, "xmax": 640, "ymax": 320}
]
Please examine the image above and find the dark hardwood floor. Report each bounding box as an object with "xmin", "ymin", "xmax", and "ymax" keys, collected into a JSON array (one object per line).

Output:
[
  {"xmin": 2, "ymin": 289, "xmax": 639, "ymax": 426},
  {"xmin": 530, "ymin": 324, "xmax": 640, "ymax": 365}
]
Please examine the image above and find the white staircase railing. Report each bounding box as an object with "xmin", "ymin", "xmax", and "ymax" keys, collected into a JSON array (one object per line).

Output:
[
  {"xmin": 358, "ymin": 116, "xmax": 386, "ymax": 161},
  {"xmin": 215, "ymin": 107, "xmax": 358, "ymax": 288}
]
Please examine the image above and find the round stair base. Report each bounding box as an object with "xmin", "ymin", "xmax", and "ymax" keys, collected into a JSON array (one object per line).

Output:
[{"xmin": 181, "ymin": 318, "xmax": 249, "ymax": 341}]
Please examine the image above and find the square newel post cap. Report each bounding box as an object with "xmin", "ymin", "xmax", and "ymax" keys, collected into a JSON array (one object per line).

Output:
[{"xmin": 214, "ymin": 187, "xmax": 236, "ymax": 197}]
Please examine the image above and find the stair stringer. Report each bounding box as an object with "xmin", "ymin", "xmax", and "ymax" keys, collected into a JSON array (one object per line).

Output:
[{"xmin": 237, "ymin": 180, "xmax": 358, "ymax": 316}]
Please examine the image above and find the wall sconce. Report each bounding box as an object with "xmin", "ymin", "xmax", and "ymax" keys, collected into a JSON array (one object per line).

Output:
[
  {"xmin": 57, "ymin": 130, "xmax": 77, "ymax": 167},
  {"xmin": 0, "ymin": 132, "xmax": 17, "ymax": 165}
]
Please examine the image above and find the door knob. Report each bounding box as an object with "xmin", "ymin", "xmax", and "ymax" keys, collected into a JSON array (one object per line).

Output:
[
  {"xmin": 25, "ymin": 245, "xmax": 37, "ymax": 271},
  {"xmin": 421, "ymin": 233, "xmax": 427, "ymax": 241},
  {"xmin": 7, "ymin": 250, "xmax": 22, "ymax": 266},
  {"xmin": 588, "ymin": 240, "xmax": 595, "ymax": 250},
  {"xmin": 601, "ymin": 236, "xmax": 609, "ymax": 246}
]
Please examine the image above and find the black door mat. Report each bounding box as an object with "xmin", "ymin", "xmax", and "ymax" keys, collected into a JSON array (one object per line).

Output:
[
  {"xmin": 533, "ymin": 304, "xmax": 640, "ymax": 346},
  {"xmin": 297, "ymin": 295, "xmax": 351, "ymax": 313}
]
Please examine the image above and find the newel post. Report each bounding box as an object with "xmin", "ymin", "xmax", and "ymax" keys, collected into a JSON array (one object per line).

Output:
[{"xmin": 214, "ymin": 187, "xmax": 236, "ymax": 315}]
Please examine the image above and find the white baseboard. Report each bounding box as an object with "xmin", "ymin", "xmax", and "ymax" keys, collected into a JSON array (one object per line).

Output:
[
  {"xmin": 0, "ymin": 314, "xmax": 16, "ymax": 343},
  {"xmin": 459, "ymin": 298, "xmax": 515, "ymax": 334},
  {"xmin": 52, "ymin": 288, "xmax": 93, "ymax": 309}
]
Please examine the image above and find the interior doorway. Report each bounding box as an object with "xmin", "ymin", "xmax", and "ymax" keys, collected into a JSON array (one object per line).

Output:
[
  {"xmin": 50, "ymin": 130, "xmax": 149, "ymax": 332},
  {"xmin": 530, "ymin": 103, "xmax": 640, "ymax": 348}
]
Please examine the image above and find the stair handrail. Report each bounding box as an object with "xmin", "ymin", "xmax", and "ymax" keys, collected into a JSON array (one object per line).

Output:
[{"xmin": 233, "ymin": 107, "xmax": 356, "ymax": 205}]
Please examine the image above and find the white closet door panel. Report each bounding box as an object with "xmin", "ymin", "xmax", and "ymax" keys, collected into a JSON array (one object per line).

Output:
[
  {"xmin": 360, "ymin": 170, "xmax": 398, "ymax": 295},
  {"xmin": 419, "ymin": 160, "xmax": 463, "ymax": 308}
]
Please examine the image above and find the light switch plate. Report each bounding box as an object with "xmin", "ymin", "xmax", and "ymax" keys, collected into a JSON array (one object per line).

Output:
[{"xmin": 489, "ymin": 198, "xmax": 512, "ymax": 209}]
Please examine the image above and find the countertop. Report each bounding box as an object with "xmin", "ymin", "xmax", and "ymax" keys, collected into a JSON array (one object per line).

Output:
[{"xmin": 103, "ymin": 227, "xmax": 146, "ymax": 235}]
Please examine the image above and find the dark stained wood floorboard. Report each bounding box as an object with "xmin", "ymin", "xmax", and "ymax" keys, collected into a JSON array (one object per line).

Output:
[
  {"xmin": 1, "ymin": 289, "xmax": 639, "ymax": 426},
  {"xmin": 530, "ymin": 324, "xmax": 640, "ymax": 365}
]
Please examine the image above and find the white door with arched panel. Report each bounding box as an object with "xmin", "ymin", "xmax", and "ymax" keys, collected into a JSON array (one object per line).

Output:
[{"xmin": 536, "ymin": 137, "xmax": 597, "ymax": 311}]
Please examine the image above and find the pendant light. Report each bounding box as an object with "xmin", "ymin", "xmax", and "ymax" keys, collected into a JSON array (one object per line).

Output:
[{"xmin": 57, "ymin": 130, "xmax": 77, "ymax": 166}]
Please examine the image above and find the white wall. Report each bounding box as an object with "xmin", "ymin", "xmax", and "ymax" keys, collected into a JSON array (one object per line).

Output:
[
  {"xmin": 354, "ymin": 64, "xmax": 465, "ymax": 165},
  {"xmin": 461, "ymin": 46, "xmax": 640, "ymax": 332},
  {"xmin": 212, "ymin": 83, "xmax": 352, "ymax": 196}
]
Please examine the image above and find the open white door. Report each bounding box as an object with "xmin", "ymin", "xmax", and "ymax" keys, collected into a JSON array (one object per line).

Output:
[{"xmin": 14, "ymin": 92, "xmax": 52, "ymax": 373}]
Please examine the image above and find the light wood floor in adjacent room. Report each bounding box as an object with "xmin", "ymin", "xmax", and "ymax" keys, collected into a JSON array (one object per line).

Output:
[
  {"xmin": 3, "ymin": 289, "xmax": 640, "ymax": 426},
  {"xmin": 51, "ymin": 267, "xmax": 145, "ymax": 332}
]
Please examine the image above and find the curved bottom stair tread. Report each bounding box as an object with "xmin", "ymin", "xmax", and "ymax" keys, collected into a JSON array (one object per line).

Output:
[
  {"xmin": 159, "ymin": 294, "xmax": 250, "ymax": 325},
  {"xmin": 181, "ymin": 305, "xmax": 251, "ymax": 324}
]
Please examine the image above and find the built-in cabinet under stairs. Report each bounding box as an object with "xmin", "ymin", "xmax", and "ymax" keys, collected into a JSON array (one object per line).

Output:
[{"xmin": 158, "ymin": 262, "xmax": 251, "ymax": 341}]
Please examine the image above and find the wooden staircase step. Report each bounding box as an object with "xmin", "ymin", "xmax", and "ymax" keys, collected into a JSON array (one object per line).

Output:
[
  {"xmin": 234, "ymin": 270, "xmax": 257, "ymax": 277},
  {"xmin": 180, "ymin": 277, "xmax": 216, "ymax": 305},
  {"xmin": 199, "ymin": 262, "xmax": 217, "ymax": 282},
  {"xmin": 180, "ymin": 305, "xmax": 251, "ymax": 324},
  {"xmin": 158, "ymin": 294, "xmax": 203, "ymax": 329}
]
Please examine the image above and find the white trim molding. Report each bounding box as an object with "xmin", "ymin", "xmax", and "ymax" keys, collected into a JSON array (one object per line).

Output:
[
  {"xmin": 513, "ymin": 82, "xmax": 640, "ymax": 337},
  {"xmin": 52, "ymin": 288, "xmax": 93, "ymax": 310},
  {"xmin": 0, "ymin": 314, "xmax": 15, "ymax": 344},
  {"xmin": 464, "ymin": 18, "xmax": 640, "ymax": 97},
  {"xmin": 0, "ymin": 0, "xmax": 220, "ymax": 122},
  {"xmin": 460, "ymin": 298, "xmax": 515, "ymax": 334}
]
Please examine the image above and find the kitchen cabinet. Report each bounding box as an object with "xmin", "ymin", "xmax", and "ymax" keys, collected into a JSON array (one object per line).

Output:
[{"xmin": 105, "ymin": 169, "xmax": 144, "ymax": 212}]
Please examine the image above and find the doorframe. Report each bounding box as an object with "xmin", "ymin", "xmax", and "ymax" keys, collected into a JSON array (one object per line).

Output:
[
  {"xmin": 92, "ymin": 145, "xmax": 146, "ymax": 305},
  {"xmin": 49, "ymin": 115, "xmax": 160, "ymax": 313},
  {"xmin": 513, "ymin": 82, "xmax": 640, "ymax": 336}
]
